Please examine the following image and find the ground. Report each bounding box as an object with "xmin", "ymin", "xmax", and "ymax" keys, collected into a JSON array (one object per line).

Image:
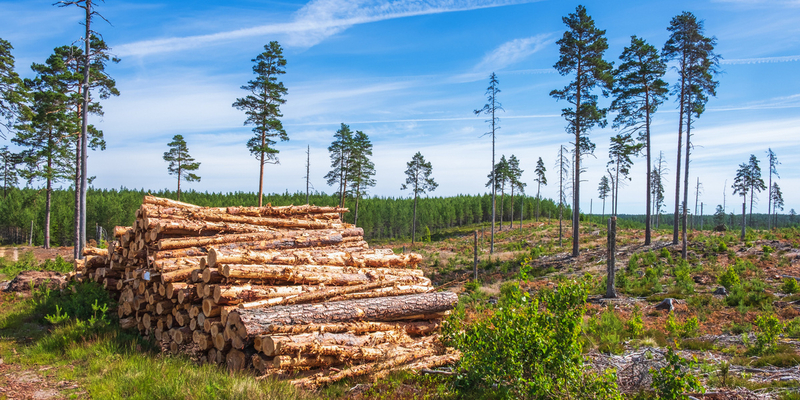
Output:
[{"xmin": 1, "ymin": 219, "xmax": 799, "ymax": 399}]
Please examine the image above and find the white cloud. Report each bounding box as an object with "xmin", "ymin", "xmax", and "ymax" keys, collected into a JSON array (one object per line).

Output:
[
  {"xmin": 115, "ymin": 0, "xmax": 537, "ymax": 57},
  {"xmin": 722, "ymin": 55, "xmax": 800, "ymax": 64},
  {"xmin": 473, "ymin": 34, "xmax": 554, "ymax": 73}
]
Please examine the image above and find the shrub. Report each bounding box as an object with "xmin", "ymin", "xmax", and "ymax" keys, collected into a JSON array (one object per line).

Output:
[
  {"xmin": 782, "ymin": 278, "xmax": 800, "ymax": 295},
  {"xmin": 651, "ymin": 347, "xmax": 704, "ymax": 400},
  {"xmin": 750, "ymin": 314, "xmax": 783, "ymax": 355},
  {"xmin": 626, "ymin": 307, "xmax": 644, "ymax": 338},
  {"xmin": 665, "ymin": 312, "xmax": 700, "ymax": 338},
  {"xmin": 717, "ymin": 266, "xmax": 740, "ymax": 291},
  {"xmin": 446, "ymin": 281, "xmax": 622, "ymax": 399}
]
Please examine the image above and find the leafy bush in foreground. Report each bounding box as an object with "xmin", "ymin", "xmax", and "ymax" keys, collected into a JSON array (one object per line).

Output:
[{"xmin": 445, "ymin": 281, "xmax": 621, "ymax": 399}]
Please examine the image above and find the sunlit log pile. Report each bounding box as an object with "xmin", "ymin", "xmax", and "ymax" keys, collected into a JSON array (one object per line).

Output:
[{"xmin": 75, "ymin": 195, "xmax": 458, "ymax": 388}]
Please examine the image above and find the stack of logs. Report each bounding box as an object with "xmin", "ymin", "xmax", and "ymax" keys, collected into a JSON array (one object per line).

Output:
[{"xmin": 76, "ymin": 196, "xmax": 458, "ymax": 388}]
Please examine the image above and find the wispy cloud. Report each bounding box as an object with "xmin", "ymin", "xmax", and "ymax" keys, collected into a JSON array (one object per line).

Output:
[
  {"xmin": 116, "ymin": 0, "xmax": 536, "ymax": 57},
  {"xmin": 473, "ymin": 34, "xmax": 554, "ymax": 72},
  {"xmin": 712, "ymin": 0, "xmax": 800, "ymax": 6},
  {"xmin": 722, "ymin": 55, "xmax": 800, "ymax": 64}
]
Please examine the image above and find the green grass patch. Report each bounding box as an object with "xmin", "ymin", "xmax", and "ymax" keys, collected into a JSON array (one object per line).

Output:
[{"xmin": 0, "ymin": 251, "xmax": 72, "ymax": 280}]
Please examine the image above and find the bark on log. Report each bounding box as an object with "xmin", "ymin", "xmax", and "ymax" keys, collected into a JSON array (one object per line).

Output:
[
  {"xmin": 214, "ymin": 284, "xmax": 324, "ymax": 305},
  {"xmin": 207, "ymin": 248, "xmax": 418, "ymax": 269},
  {"xmin": 157, "ymin": 229, "xmax": 361, "ymax": 251},
  {"xmin": 151, "ymin": 247, "xmax": 207, "ymax": 261},
  {"xmin": 219, "ymin": 263, "xmax": 424, "ymax": 285},
  {"xmin": 230, "ymin": 292, "xmax": 457, "ymax": 337},
  {"xmin": 274, "ymin": 354, "xmax": 338, "ymax": 370},
  {"xmin": 235, "ymin": 281, "xmax": 428, "ymax": 310},
  {"xmin": 260, "ymin": 330, "xmax": 409, "ymax": 357},
  {"xmin": 249, "ymin": 320, "xmax": 442, "ymax": 336},
  {"xmin": 226, "ymin": 348, "xmax": 257, "ymax": 372},
  {"xmin": 83, "ymin": 247, "xmax": 109, "ymax": 257},
  {"xmin": 160, "ymin": 267, "xmax": 199, "ymax": 284}
]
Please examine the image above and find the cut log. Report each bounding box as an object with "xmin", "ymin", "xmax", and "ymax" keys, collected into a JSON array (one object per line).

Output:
[
  {"xmin": 219, "ymin": 264, "xmax": 424, "ymax": 286},
  {"xmin": 226, "ymin": 348, "xmax": 256, "ymax": 372},
  {"xmin": 165, "ymin": 282, "xmax": 188, "ymax": 299},
  {"xmin": 236, "ymin": 280, "xmax": 428, "ymax": 310},
  {"xmin": 160, "ymin": 267, "xmax": 199, "ymax": 284},
  {"xmin": 151, "ymin": 247, "xmax": 208, "ymax": 261},
  {"xmin": 158, "ymin": 229, "xmax": 359, "ymax": 251},
  {"xmin": 83, "ymin": 247, "xmax": 109, "ymax": 257},
  {"xmin": 230, "ymin": 292, "xmax": 457, "ymax": 337},
  {"xmin": 214, "ymin": 284, "xmax": 325, "ymax": 305},
  {"xmin": 249, "ymin": 320, "xmax": 442, "ymax": 336},
  {"xmin": 260, "ymin": 330, "xmax": 409, "ymax": 357},
  {"xmin": 251, "ymin": 353, "xmax": 274, "ymax": 374},
  {"xmin": 274, "ymin": 354, "xmax": 338, "ymax": 370},
  {"xmin": 152, "ymin": 257, "xmax": 202, "ymax": 273},
  {"xmin": 119, "ymin": 316, "xmax": 137, "ymax": 330},
  {"xmin": 293, "ymin": 347, "xmax": 438, "ymax": 388},
  {"xmin": 207, "ymin": 248, "xmax": 419, "ymax": 269}
]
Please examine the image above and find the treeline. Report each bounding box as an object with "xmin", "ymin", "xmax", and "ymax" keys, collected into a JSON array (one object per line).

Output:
[{"xmin": 0, "ymin": 188, "xmax": 562, "ymax": 246}]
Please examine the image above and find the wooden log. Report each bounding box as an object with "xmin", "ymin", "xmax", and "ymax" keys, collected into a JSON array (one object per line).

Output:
[
  {"xmin": 230, "ymin": 292, "xmax": 458, "ymax": 337},
  {"xmin": 236, "ymin": 280, "xmax": 427, "ymax": 309},
  {"xmin": 160, "ymin": 267, "xmax": 198, "ymax": 284},
  {"xmin": 375, "ymin": 352, "xmax": 460, "ymax": 379},
  {"xmin": 260, "ymin": 330, "xmax": 409, "ymax": 357},
  {"xmin": 114, "ymin": 226, "xmax": 132, "ymax": 238},
  {"xmin": 201, "ymin": 268, "xmax": 224, "ymax": 284},
  {"xmin": 274, "ymin": 354, "xmax": 337, "ymax": 370},
  {"xmin": 173, "ymin": 327, "xmax": 193, "ymax": 344},
  {"xmin": 226, "ymin": 348, "xmax": 256, "ymax": 372},
  {"xmin": 153, "ymin": 257, "xmax": 202, "ymax": 273},
  {"xmin": 204, "ymin": 318, "xmax": 221, "ymax": 333},
  {"xmin": 157, "ymin": 229, "xmax": 360, "ymax": 251},
  {"xmin": 119, "ymin": 316, "xmax": 137, "ymax": 330},
  {"xmin": 207, "ymin": 247, "xmax": 418, "ymax": 269},
  {"xmin": 213, "ymin": 332, "xmax": 231, "ymax": 352},
  {"xmin": 248, "ymin": 320, "xmax": 442, "ymax": 336},
  {"xmin": 83, "ymin": 247, "xmax": 109, "ymax": 257},
  {"xmin": 150, "ymin": 247, "xmax": 208, "ymax": 263},
  {"xmin": 327, "ymin": 285, "xmax": 432, "ymax": 302},
  {"xmin": 165, "ymin": 282, "xmax": 188, "ymax": 299},
  {"xmin": 214, "ymin": 284, "xmax": 324, "ymax": 305},
  {"xmin": 219, "ymin": 264, "xmax": 424, "ymax": 286},
  {"xmin": 142, "ymin": 195, "xmax": 202, "ymax": 209},
  {"xmin": 293, "ymin": 347, "xmax": 438, "ymax": 388},
  {"xmin": 251, "ymin": 353, "xmax": 274, "ymax": 374}
]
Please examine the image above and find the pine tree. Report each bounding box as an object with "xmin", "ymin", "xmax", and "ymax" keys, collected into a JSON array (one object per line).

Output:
[
  {"xmin": 765, "ymin": 148, "xmax": 780, "ymax": 229},
  {"xmin": 611, "ymin": 35, "xmax": 668, "ymax": 244},
  {"xmin": 507, "ymin": 154, "xmax": 524, "ymax": 229},
  {"xmin": 232, "ymin": 41, "xmax": 288, "ymax": 207},
  {"xmin": 13, "ymin": 77, "xmax": 73, "ymax": 249},
  {"xmin": 746, "ymin": 154, "xmax": 766, "ymax": 222},
  {"xmin": 56, "ymin": 0, "xmax": 117, "ymax": 258},
  {"xmin": 607, "ymin": 132, "xmax": 642, "ymax": 216},
  {"xmin": 662, "ymin": 11, "xmax": 720, "ymax": 257},
  {"xmin": 325, "ymin": 123, "xmax": 354, "ymax": 210},
  {"xmin": 0, "ymin": 38, "xmax": 28, "ymax": 139},
  {"xmin": 556, "ymin": 145, "xmax": 571, "ymax": 247},
  {"xmin": 550, "ymin": 5, "xmax": 613, "ymax": 257},
  {"xmin": 486, "ymin": 155, "xmax": 509, "ymax": 230},
  {"xmin": 533, "ymin": 157, "xmax": 547, "ymax": 221},
  {"xmin": 347, "ymin": 130, "xmax": 376, "ymax": 226},
  {"xmin": 770, "ymin": 182, "xmax": 783, "ymax": 229},
  {"xmin": 475, "ymin": 72, "xmax": 502, "ymax": 253},
  {"xmin": 163, "ymin": 134, "xmax": 200, "ymax": 201},
  {"xmin": 598, "ymin": 175, "xmax": 610, "ymax": 218},
  {"xmin": 732, "ymin": 162, "xmax": 750, "ymax": 240},
  {"xmin": 401, "ymin": 152, "xmax": 437, "ymax": 245},
  {"xmin": 0, "ymin": 146, "xmax": 23, "ymax": 198},
  {"xmin": 652, "ymin": 151, "xmax": 668, "ymax": 228},
  {"xmin": 713, "ymin": 204, "xmax": 725, "ymax": 227}
]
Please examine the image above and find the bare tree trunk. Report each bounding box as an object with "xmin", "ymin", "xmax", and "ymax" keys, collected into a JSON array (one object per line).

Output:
[
  {"xmin": 741, "ymin": 201, "xmax": 746, "ymax": 241},
  {"xmin": 682, "ymin": 111, "xmax": 692, "ymax": 259},
  {"xmin": 605, "ymin": 217, "xmax": 616, "ymax": 298},
  {"xmin": 258, "ymin": 140, "xmax": 264, "ymax": 207},
  {"xmin": 78, "ymin": 1, "xmax": 93, "ymax": 259},
  {"xmin": 411, "ymin": 193, "xmax": 418, "ymax": 245},
  {"xmin": 644, "ymin": 92, "xmax": 652, "ymax": 245}
]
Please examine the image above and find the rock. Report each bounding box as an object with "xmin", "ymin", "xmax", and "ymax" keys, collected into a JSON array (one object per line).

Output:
[
  {"xmin": 713, "ymin": 287, "xmax": 727, "ymax": 296},
  {"xmin": 655, "ymin": 298, "xmax": 674, "ymax": 312}
]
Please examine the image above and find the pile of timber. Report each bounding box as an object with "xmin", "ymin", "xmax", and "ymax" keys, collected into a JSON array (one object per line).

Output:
[{"xmin": 76, "ymin": 195, "xmax": 458, "ymax": 388}]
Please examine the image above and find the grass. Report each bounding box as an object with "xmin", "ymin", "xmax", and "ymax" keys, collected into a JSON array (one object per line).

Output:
[
  {"xmin": 0, "ymin": 282, "xmax": 316, "ymax": 400},
  {"xmin": 0, "ymin": 250, "xmax": 73, "ymax": 280}
]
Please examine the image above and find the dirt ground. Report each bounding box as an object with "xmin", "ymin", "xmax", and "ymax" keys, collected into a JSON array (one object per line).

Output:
[
  {"xmin": 0, "ymin": 247, "xmax": 74, "ymax": 264},
  {"xmin": 0, "ymin": 358, "xmax": 83, "ymax": 400}
]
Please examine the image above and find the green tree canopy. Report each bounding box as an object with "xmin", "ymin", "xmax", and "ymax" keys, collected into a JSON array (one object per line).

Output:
[
  {"xmin": 232, "ymin": 41, "xmax": 288, "ymax": 207},
  {"xmin": 550, "ymin": 5, "xmax": 613, "ymax": 256},
  {"xmin": 163, "ymin": 134, "xmax": 201, "ymax": 201},
  {"xmin": 401, "ymin": 152, "xmax": 438, "ymax": 245}
]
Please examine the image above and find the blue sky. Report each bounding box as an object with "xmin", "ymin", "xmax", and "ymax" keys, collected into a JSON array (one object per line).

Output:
[{"xmin": 2, "ymin": 0, "xmax": 799, "ymax": 216}]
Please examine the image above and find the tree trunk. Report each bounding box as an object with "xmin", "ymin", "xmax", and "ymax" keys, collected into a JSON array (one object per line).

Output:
[
  {"xmin": 45, "ymin": 174, "xmax": 51, "ymax": 249},
  {"xmin": 78, "ymin": 1, "xmax": 91, "ymax": 259},
  {"xmin": 672, "ymin": 50, "xmax": 687, "ymax": 246},
  {"xmin": 229, "ymin": 292, "xmax": 457, "ymax": 337},
  {"xmin": 682, "ymin": 108, "xmax": 692, "ymax": 260},
  {"xmin": 645, "ymin": 90, "xmax": 652, "ymax": 245},
  {"xmin": 741, "ymin": 201, "xmax": 746, "ymax": 241},
  {"xmin": 411, "ymin": 193, "xmax": 418, "ymax": 245},
  {"xmin": 258, "ymin": 138, "xmax": 264, "ymax": 207},
  {"xmin": 605, "ymin": 217, "xmax": 616, "ymax": 298}
]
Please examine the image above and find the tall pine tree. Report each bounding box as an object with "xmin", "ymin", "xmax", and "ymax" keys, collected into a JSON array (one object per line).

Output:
[
  {"xmin": 766, "ymin": 148, "xmax": 779, "ymax": 229},
  {"xmin": 607, "ymin": 132, "xmax": 642, "ymax": 216},
  {"xmin": 533, "ymin": 157, "xmax": 546, "ymax": 221},
  {"xmin": 474, "ymin": 73, "xmax": 502, "ymax": 253},
  {"xmin": 401, "ymin": 152, "xmax": 437, "ymax": 245},
  {"xmin": 550, "ymin": 5, "xmax": 613, "ymax": 256},
  {"xmin": 347, "ymin": 130, "xmax": 376, "ymax": 226},
  {"xmin": 233, "ymin": 41, "xmax": 288, "ymax": 207},
  {"xmin": 662, "ymin": 11, "xmax": 720, "ymax": 257},
  {"xmin": 0, "ymin": 38, "xmax": 28, "ymax": 139},
  {"xmin": 163, "ymin": 134, "xmax": 201, "ymax": 201},
  {"xmin": 325, "ymin": 123, "xmax": 354, "ymax": 210},
  {"xmin": 611, "ymin": 35, "xmax": 668, "ymax": 243}
]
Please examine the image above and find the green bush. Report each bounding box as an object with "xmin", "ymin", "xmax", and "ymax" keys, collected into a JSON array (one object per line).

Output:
[
  {"xmin": 749, "ymin": 314, "xmax": 783, "ymax": 355},
  {"xmin": 665, "ymin": 312, "xmax": 700, "ymax": 338},
  {"xmin": 782, "ymin": 278, "xmax": 800, "ymax": 295},
  {"xmin": 0, "ymin": 252, "xmax": 73, "ymax": 279},
  {"xmin": 446, "ymin": 281, "xmax": 622, "ymax": 399},
  {"xmin": 651, "ymin": 347, "xmax": 704, "ymax": 399},
  {"xmin": 717, "ymin": 266, "xmax": 740, "ymax": 291}
]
